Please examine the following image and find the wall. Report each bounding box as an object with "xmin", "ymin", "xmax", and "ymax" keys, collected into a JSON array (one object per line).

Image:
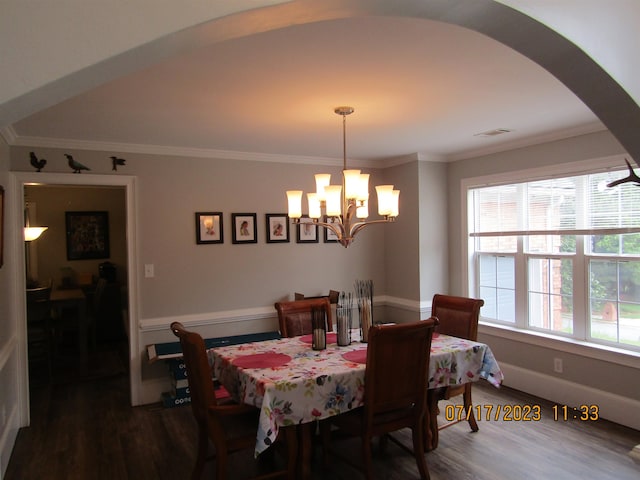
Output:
[
  {"xmin": 24, "ymin": 186, "xmax": 127, "ymax": 288},
  {"xmin": 447, "ymin": 129, "xmax": 640, "ymax": 429},
  {"xmin": 0, "ymin": 136, "xmax": 21, "ymax": 478},
  {"xmin": 10, "ymin": 145, "xmax": 432, "ymax": 404}
]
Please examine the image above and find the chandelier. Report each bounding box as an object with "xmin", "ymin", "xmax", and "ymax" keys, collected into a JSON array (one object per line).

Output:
[{"xmin": 286, "ymin": 106, "xmax": 399, "ymax": 248}]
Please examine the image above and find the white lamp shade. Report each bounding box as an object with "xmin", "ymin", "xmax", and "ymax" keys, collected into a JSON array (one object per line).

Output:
[
  {"xmin": 286, "ymin": 190, "xmax": 303, "ymax": 219},
  {"xmin": 307, "ymin": 193, "xmax": 321, "ymax": 219},
  {"xmin": 357, "ymin": 173, "xmax": 370, "ymax": 201},
  {"xmin": 390, "ymin": 189, "xmax": 400, "ymax": 217},
  {"xmin": 375, "ymin": 185, "xmax": 394, "ymax": 216},
  {"xmin": 24, "ymin": 226, "xmax": 48, "ymax": 241},
  {"xmin": 343, "ymin": 170, "xmax": 361, "ymax": 199},
  {"xmin": 314, "ymin": 174, "xmax": 331, "ymax": 202},
  {"xmin": 325, "ymin": 185, "xmax": 343, "ymax": 217},
  {"xmin": 356, "ymin": 196, "xmax": 369, "ymax": 219}
]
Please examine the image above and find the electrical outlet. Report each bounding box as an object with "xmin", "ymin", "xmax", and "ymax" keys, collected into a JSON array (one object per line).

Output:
[
  {"xmin": 144, "ymin": 264, "xmax": 154, "ymax": 278},
  {"xmin": 553, "ymin": 357, "xmax": 563, "ymax": 373}
]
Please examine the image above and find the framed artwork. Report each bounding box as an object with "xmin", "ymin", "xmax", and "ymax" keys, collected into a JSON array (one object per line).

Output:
[
  {"xmin": 323, "ymin": 215, "xmax": 340, "ymax": 243},
  {"xmin": 266, "ymin": 213, "xmax": 290, "ymax": 243},
  {"xmin": 296, "ymin": 215, "xmax": 318, "ymax": 243},
  {"xmin": 195, "ymin": 212, "xmax": 223, "ymax": 244},
  {"xmin": 232, "ymin": 213, "xmax": 257, "ymax": 244},
  {"xmin": 65, "ymin": 211, "xmax": 110, "ymax": 260},
  {"xmin": 0, "ymin": 186, "xmax": 4, "ymax": 268}
]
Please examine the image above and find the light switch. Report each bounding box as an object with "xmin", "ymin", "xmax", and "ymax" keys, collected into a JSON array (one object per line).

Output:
[{"xmin": 144, "ymin": 264, "xmax": 154, "ymax": 278}]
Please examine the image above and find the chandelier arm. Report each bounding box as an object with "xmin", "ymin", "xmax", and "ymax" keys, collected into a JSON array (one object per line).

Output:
[
  {"xmin": 314, "ymin": 220, "xmax": 346, "ymax": 238},
  {"xmin": 349, "ymin": 218, "xmax": 394, "ymax": 238}
]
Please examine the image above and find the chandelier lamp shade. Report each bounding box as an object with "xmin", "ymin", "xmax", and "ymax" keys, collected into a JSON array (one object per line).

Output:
[{"xmin": 286, "ymin": 106, "xmax": 399, "ymax": 248}]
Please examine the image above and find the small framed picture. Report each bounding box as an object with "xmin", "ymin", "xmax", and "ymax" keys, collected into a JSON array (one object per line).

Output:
[
  {"xmin": 195, "ymin": 212, "xmax": 223, "ymax": 244},
  {"xmin": 232, "ymin": 213, "xmax": 257, "ymax": 244},
  {"xmin": 296, "ymin": 215, "xmax": 318, "ymax": 243},
  {"xmin": 266, "ymin": 214, "xmax": 290, "ymax": 243},
  {"xmin": 324, "ymin": 215, "xmax": 340, "ymax": 243}
]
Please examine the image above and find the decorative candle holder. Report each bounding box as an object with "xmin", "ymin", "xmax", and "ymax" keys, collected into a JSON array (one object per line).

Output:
[
  {"xmin": 355, "ymin": 279, "xmax": 374, "ymax": 343},
  {"xmin": 311, "ymin": 306, "xmax": 327, "ymax": 350},
  {"xmin": 359, "ymin": 299, "xmax": 372, "ymax": 343}
]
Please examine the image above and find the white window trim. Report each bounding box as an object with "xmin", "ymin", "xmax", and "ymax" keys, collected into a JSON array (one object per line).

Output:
[{"xmin": 462, "ymin": 153, "xmax": 640, "ymax": 362}]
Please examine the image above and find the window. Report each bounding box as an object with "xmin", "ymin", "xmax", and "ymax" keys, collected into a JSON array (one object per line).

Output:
[{"xmin": 468, "ymin": 166, "xmax": 640, "ymax": 351}]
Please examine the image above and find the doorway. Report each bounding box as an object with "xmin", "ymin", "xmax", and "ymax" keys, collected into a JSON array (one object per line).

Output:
[
  {"xmin": 13, "ymin": 171, "xmax": 140, "ymax": 426},
  {"xmin": 25, "ymin": 184, "xmax": 128, "ymax": 388}
]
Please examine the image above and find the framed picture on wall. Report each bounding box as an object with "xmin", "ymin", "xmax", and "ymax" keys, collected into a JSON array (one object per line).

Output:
[
  {"xmin": 65, "ymin": 211, "xmax": 110, "ymax": 260},
  {"xmin": 296, "ymin": 215, "xmax": 318, "ymax": 243},
  {"xmin": 195, "ymin": 212, "xmax": 223, "ymax": 244},
  {"xmin": 265, "ymin": 213, "xmax": 290, "ymax": 243},
  {"xmin": 232, "ymin": 213, "xmax": 257, "ymax": 244},
  {"xmin": 323, "ymin": 215, "xmax": 339, "ymax": 243}
]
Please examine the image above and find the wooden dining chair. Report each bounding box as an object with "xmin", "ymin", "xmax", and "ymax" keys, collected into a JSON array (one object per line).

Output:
[
  {"xmin": 322, "ymin": 319, "xmax": 439, "ymax": 480},
  {"xmin": 170, "ymin": 322, "xmax": 297, "ymax": 480},
  {"xmin": 274, "ymin": 297, "xmax": 332, "ymax": 337},
  {"xmin": 26, "ymin": 279, "xmax": 54, "ymax": 382},
  {"xmin": 430, "ymin": 294, "xmax": 484, "ymax": 433}
]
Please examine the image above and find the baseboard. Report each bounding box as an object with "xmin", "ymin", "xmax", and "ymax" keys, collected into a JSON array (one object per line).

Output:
[{"xmin": 500, "ymin": 362, "xmax": 640, "ymax": 431}]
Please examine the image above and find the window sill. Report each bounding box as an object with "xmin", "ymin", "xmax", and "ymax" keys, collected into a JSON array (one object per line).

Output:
[{"xmin": 478, "ymin": 321, "xmax": 640, "ymax": 369}]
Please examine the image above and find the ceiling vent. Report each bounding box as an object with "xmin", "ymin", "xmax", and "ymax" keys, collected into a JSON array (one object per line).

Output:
[{"xmin": 474, "ymin": 128, "xmax": 513, "ymax": 137}]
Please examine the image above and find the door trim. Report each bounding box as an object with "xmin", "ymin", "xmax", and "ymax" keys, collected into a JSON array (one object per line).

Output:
[{"xmin": 10, "ymin": 172, "xmax": 140, "ymax": 425}]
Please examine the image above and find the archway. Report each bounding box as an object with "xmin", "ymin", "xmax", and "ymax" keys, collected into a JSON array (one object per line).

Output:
[{"xmin": 2, "ymin": 0, "xmax": 639, "ymax": 164}]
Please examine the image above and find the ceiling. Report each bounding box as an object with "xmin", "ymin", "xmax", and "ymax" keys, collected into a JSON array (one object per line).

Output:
[{"xmin": 10, "ymin": 16, "xmax": 604, "ymax": 164}]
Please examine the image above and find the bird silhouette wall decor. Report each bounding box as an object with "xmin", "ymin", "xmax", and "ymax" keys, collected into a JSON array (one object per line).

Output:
[
  {"xmin": 29, "ymin": 152, "xmax": 47, "ymax": 172},
  {"xmin": 111, "ymin": 156, "xmax": 126, "ymax": 171},
  {"xmin": 65, "ymin": 154, "xmax": 90, "ymax": 173}
]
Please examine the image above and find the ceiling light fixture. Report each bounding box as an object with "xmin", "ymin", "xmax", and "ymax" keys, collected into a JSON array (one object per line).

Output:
[{"xmin": 286, "ymin": 106, "xmax": 399, "ymax": 248}]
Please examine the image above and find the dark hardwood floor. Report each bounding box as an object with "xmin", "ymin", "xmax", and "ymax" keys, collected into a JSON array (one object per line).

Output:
[{"xmin": 6, "ymin": 342, "xmax": 640, "ymax": 480}]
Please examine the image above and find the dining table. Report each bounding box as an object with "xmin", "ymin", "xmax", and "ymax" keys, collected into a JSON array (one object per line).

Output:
[{"xmin": 210, "ymin": 328, "xmax": 503, "ymax": 479}]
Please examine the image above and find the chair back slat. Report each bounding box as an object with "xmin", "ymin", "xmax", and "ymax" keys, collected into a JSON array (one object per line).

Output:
[{"xmin": 275, "ymin": 297, "xmax": 332, "ymax": 337}]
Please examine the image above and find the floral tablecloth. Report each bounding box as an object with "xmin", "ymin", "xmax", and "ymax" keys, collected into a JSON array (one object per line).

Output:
[{"xmin": 209, "ymin": 331, "xmax": 503, "ymax": 456}]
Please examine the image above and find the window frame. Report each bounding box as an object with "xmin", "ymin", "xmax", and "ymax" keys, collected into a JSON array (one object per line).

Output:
[{"xmin": 462, "ymin": 154, "xmax": 640, "ymax": 355}]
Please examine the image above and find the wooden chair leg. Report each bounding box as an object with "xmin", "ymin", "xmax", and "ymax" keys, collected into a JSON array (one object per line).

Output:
[
  {"xmin": 192, "ymin": 427, "xmax": 208, "ymax": 480},
  {"xmin": 464, "ymin": 386, "xmax": 479, "ymax": 432},
  {"xmin": 215, "ymin": 448, "xmax": 228, "ymax": 480},
  {"xmin": 361, "ymin": 436, "xmax": 374, "ymax": 480},
  {"xmin": 284, "ymin": 426, "xmax": 298, "ymax": 480},
  {"xmin": 411, "ymin": 424, "xmax": 430, "ymax": 480},
  {"xmin": 424, "ymin": 393, "xmax": 439, "ymax": 451}
]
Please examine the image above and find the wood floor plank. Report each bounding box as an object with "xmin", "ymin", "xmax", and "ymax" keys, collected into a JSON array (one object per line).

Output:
[{"xmin": 5, "ymin": 345, "xmax": 640, "ymax": 480}]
